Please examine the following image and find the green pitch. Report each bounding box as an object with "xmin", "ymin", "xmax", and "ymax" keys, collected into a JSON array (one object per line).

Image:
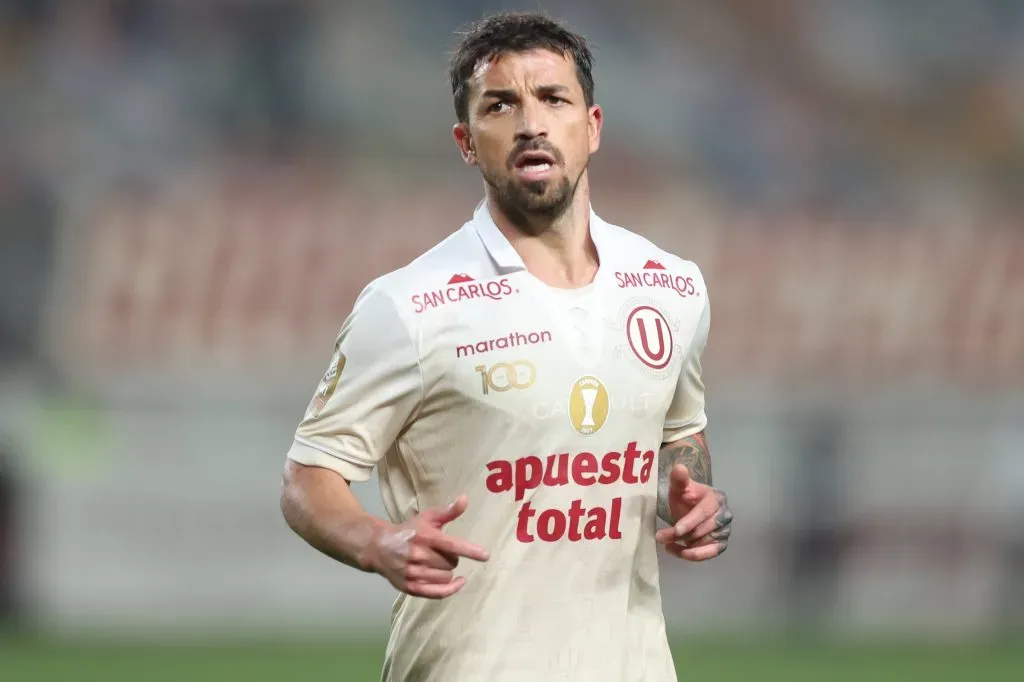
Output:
[{"xmin": 1, "ymin": 635, "xmax": 1022, "ymax": 681}]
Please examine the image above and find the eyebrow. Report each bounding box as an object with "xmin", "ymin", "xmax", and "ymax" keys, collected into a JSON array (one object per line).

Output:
[
  {"xmin": 481, "ymin": 88, "xmax": 517, "ymax": 100},
  {"xmin": 480, "ymin": 84, "xmax": 572, "ymax": 100}
]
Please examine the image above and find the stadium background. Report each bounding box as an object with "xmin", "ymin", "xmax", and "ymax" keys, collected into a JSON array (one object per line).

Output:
[{"xmin": 1, "ymin": 0, "xmax": 1022, "ymax": 679}]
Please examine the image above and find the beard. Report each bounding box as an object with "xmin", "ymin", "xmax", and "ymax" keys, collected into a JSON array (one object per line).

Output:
[{"xmin": 481, "ymin": 156, "xmax": 585, "ymax": 235}]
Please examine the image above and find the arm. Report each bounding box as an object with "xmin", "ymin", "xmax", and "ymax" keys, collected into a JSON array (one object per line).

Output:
[
  {"xmin": 281, "ymin": 285, "xmax": 489, "ymax": 598},
  {"xmin": 281, "ymin": 460, "xmax": 489, "ymax": 598},
  {"xmin": 280, "ymin": 459, "xmax": 385, "ymax": 573},
  {"xmin": 655, "ymin": 429, "xmax": 732, "ymax": 560},
  {"xmin": 656, "ymin": 430, "xmax": 711, "ymax": 524},
  {"xmin": 655, "ymin": 268, "xmax": 731, "ymax": 560}
]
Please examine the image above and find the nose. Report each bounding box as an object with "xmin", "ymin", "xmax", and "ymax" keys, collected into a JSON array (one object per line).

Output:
[{"xmin": 515, "ymin": 99, "xmax": 548, "ymax": 141}]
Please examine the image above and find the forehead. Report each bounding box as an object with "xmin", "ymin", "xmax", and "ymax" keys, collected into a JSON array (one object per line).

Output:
[{"xmin": 469, "ymin": 48, "xmax": 580, "ymax": 95}]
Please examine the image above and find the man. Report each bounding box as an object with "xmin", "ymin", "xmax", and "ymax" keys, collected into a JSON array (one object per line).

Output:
[{"xmin": 281, "ymin": 12, "xmax": 733, "ymax": 682}]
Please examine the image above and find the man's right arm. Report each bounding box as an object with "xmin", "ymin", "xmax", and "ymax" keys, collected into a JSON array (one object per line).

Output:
[
  {"xmin": 281, "ymin": 284, "xmax": 488, "ymax": 598},
  {"xmin": 281, "ymin": 283, "xmax": 417, "ymax": 573},
  {"xmin": 280, "ymin": 459, "xmax": 386, "ymax": 573},
  {"xmin": 281, "ymin": 459, "xmax": 489, "ymax": 599}
]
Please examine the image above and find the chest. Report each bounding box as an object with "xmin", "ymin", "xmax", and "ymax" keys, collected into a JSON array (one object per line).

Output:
[{"xmin": 421, "ymin": 274, "xmax": 701, "ymax": 436}]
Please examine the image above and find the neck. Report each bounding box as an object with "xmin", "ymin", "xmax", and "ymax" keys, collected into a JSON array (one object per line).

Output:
[{"xmin": 486, "ymin": 176, "xmax": 599, "ymax": 289}]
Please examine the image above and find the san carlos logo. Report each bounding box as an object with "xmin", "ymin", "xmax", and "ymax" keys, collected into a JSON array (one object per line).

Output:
[
  {"xmin": 411, "ymin": 273, "xmax": 518, "ymax": 314},
  {"xmin": 568, "ymin": 375, "xmax": 609, "ymax": 436}
]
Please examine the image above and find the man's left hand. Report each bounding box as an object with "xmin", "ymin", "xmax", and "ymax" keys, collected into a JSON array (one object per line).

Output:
[{"xmin": 655, "ymin": 464, "xmax": 732, "ymax": 561}]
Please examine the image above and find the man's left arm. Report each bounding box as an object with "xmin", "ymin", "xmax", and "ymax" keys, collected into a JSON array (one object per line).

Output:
[
  {"xmin": 654, "ymin": 270, "xmax": 732, "ymax": 561},
  {"xmin": 655, "ymin": 430, "xmax": 732, "ymax": 561}
]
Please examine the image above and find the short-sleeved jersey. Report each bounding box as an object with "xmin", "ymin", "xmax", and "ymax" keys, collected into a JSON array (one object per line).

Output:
[{"xmin": 288, "ymin": 200, "xmax": 710, "ymax": 682}]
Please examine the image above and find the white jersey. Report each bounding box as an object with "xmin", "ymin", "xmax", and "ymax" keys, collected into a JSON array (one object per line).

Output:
[{"xmin": 288, "ymin": 199, "xmax": 710, "ymax": 682}]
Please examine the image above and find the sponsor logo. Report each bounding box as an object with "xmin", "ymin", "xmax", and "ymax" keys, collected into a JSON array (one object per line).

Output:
[
  {"xmin": 412, "ymin": 275, "xmax": 518, "ymax": 314},
  {"xmin": 614, "ymin": 259, "xmax": 698, "ymax": 299},
  {"xmin": 475, "ymin": 360, "xmax": 536, "ymax": 394},
  {"xmin": 456, "ymin": 330, "xmax": 552, "ymax": 358},
  {"xmin": 308, "ymin": 343, "xmax": 346, "ymax": 418},
  {"xmin": 626, "ymin": 305, "xmax": 674, "ymax": 370},
  {"xmin": 533, "ymin": 392, "xmax": 654, "ymax": 421},
  {"xmin": 568, "ymin": 375, "xmax": 609, "ymax": 436},
  {"xmin": 485, "ymin": 442, "xmax": 657, "ymax": 543}
]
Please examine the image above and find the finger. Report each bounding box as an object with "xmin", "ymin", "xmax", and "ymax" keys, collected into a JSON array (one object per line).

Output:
[
  {"xmin": 422, "ymin": 495, "xmax": 469, "ymax": 526},
  {"xmin": 406, "ymin": 576, "xmax": 465, "ymax": 600},
  {"xmin": 678, "ymin": 484, "xmax": 709, "ymax": 506},
  {"xmin": 404, "ymin": 565, "xmax": 455, "ymax": 584},
  {"xmin": 655, "ymin": 494, "xmax": 716, "ymax": 544},
  {"xmin": 670, "ymin": 464, "xmax": 690, "ymax": 490},
  {"xmin": 423, "ymin": 529, "xmax": 490, "ymax": 562},
  {"xmin": 669, "ymin": 496, "xmax": 717, "ymax": 540},
  {"xmin": 431, "ymin": 549, "xmax": 460, "ymax": 571},
  {"xmin": 409, "ymin": 543, "xmax": 460, "ymax": 570},
  {"xmin": 683, "ymin": 522, "xmax": 732, "ymax": 547},
  {"xmin": 665, "ymin": 537, "xmax": 726, "ymax": 562},
  {"xmin": 679, "ymin": 541, "xmax": 727, "ymax": 562},
  {"xmin": 655, "ymin": 526, "xmax": 678, "ymax": 544},
  {"xmin": 709, "ymin": 524, "xmax": 732, "ymax": 542},
  {"xmin": 681, "ymin": 505, "xmax": 732, "ymax": 543},
  {"xmin": 664, "ymin": 541, "xmax": 685, "ymax": 557}
]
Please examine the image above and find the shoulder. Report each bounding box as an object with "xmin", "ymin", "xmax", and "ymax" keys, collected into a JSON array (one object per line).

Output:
[
  {"xmin": 351, "ymin": 219, "xmax": 499, "ymax": 323},
  {"xmin": 596, "ymin": 217, "xmax": 708, "ymax": 296}
]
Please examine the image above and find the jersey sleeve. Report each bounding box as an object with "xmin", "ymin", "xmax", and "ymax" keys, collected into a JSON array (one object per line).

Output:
[
  {"xmin": 286, "ymin": 284, "xmax": 423, "ymax": 482},
  {"xmin": 662, "ymin": 289, "xmax": 710, "ymax": 444}
]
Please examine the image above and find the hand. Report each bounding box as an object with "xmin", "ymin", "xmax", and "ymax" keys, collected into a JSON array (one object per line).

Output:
[
  {"xmin": 655, "ymin": 464, "xmax": 732, "ymax": 561},
  {"xmin": 369, "ymin": 495, "xmax": 490, "ymax": 599}
]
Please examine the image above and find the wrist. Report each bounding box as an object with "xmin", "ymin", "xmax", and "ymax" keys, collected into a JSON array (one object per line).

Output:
[{"xmin": 352, "ymin": 515, "xmax": 391, "ymax": 573}]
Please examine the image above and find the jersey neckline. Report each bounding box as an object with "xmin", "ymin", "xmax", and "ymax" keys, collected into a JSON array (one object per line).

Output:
[{"xmin": 469, "ymin": 198, "xmax": 614, "ymax": 292}]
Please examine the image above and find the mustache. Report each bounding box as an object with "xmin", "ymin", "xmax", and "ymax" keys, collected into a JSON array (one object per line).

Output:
[{"xmin": 507, "ymin": 140, "xmax": 563, "ymax": 167}]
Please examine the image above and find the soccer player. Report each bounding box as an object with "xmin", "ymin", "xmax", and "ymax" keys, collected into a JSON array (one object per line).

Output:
[{"xmin": 280, "ymin": 12, "xmax": 733, "ymax": 682}]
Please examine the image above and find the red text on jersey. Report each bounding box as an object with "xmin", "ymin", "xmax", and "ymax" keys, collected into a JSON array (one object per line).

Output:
[
  {"xmin": 412, "ymin": 277, "xmax": 516, "ymax": 314},
  {"xmin": 485, "ymin": 442, "xmax": 656, "ymax": 543},
  {"xmin": 615, "ymin": 269, "xmax": 697, "ymax": 298}
]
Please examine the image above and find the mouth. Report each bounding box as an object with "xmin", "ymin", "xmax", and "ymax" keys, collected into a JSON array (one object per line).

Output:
[{"xmin": 513, "ymin": 150, "xmax": 557, "ymax": 178}]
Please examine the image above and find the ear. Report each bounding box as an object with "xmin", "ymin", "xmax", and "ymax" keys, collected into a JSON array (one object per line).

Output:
[
  {"xmin": 588, "ymin": 104, "xmax": 603, "ymax": 155},
  {"xmin": 453, "ymin": 123, "xmax": 477, "ymax": 166}
]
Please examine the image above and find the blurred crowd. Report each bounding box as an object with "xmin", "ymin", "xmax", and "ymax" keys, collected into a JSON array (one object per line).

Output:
[
  {"xmin": 2, "ymin": 0, "xmax": 1022, "ymax": 205},
  {"xmin": 1, "ymin": 0, "xmax": 1023, "ymax": 367}
]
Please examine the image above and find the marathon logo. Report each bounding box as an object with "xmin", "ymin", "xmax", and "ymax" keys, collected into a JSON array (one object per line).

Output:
[
  {"xmin": 456, "ymin": 330, "xmax": 552, "ymax": 358},
  {"xmin": 412, "ymin": 274, "xmax": 518, "ymax": 314},
  {"xmin": 485, "ymin": 442, "xmax": 656, "ymax": 543},
  {"xmin": 615, "ymin": 259, "xmax": 697, "ymax": 298}
]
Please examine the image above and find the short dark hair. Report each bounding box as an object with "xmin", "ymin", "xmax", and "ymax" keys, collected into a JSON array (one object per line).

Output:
[{"xmin": 448, "ymin": 12, "xmax": 595, "ymax": 123}]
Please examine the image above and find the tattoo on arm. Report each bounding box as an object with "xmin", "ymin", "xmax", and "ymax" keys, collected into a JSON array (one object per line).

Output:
[{"xmin": 656, "ymin": 431, "xmax": 711, "ymax": 524}]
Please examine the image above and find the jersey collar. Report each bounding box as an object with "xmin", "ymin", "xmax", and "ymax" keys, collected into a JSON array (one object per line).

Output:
[{"xmin": 470, "ymin": 198, "xmax": 610, "ymax": 274}]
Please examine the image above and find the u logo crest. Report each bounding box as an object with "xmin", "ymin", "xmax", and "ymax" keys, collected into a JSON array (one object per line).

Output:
[{"xmin": 626, "ymin": 305, "xmax": 674, "ymax": 370}]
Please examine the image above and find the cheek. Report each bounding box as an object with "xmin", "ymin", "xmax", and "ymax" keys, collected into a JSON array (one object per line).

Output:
[
  {"xmin": 470, "ymin": 129, "xmax": 511, "ymax": 169},
  {"xmin": 480, "ymin": 145, "xmax": 513, "ymax": 172},
  {"xmin": 477, "ymin": 148, "xmax": 507, "ymax": 175},
  {"xmin": 563, "ymin": 126, "xmax": 594, "ymax": 167}
]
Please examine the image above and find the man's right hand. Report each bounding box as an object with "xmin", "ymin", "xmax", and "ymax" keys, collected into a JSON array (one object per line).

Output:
[{"xmin": 368, "ymin": 494, "xmax": 490, "ymax": 599}]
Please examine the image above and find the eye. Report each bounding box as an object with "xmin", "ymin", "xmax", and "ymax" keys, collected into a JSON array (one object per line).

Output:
[
  {"xmin": 545, "ymin": 95, "xmax": 566, "ymax": 105},
  {"xmin": 487, "ymin": 101, "xmax": 510, "ymax": 113}
]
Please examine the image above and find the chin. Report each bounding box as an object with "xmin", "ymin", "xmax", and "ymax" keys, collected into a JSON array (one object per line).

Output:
[{"xmin": 489, "ymin": 172, "xmax": 575, "ymax": 221}]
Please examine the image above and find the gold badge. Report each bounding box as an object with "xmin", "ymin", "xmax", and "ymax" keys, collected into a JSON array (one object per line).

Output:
[
  {"xmin": 309, "ymin": 344, "xmax": 346, "ymax": 418},
  {"xmin": 475, "ymin": 360, "xmax": 536, "ymax": 394},
  {"xmin": 568, "ymin": 375, "xmax": 609, "ymax": 436}
]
